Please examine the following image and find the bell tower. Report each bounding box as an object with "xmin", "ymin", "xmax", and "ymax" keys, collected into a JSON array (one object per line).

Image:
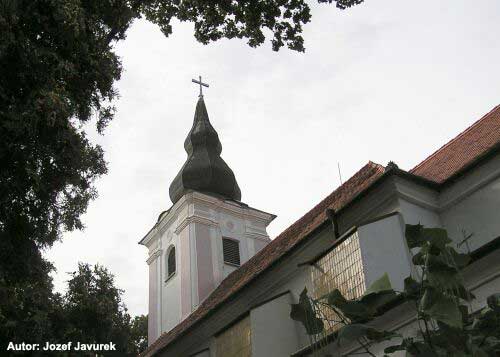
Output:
[{"xmin": 140, "ymin": 82, "xmax": 275, "ymax": 345}]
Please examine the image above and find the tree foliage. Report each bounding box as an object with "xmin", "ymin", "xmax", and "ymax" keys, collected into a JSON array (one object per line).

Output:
[
  {"xmin": 1, "ymin": 262, "xmax": 147, "ymax": 354},
  {"xmin": 141, "ymin": 0, "xmax": 366, "ymax": 52},
  {"xmin": 1, "ymin": 0, "xmax": 364, "ymax": 347},
  {"xmin": 130, "ymin": 314, "xmax": 149, "ymax": 355},
  {"xmin": 63, "ymin": 263, "xmax": 134, "ymax": 354},
  {"xmin": 1, "ymin": 0, "xmax": 130, "ymax": 338},
  {"xmin": 64, "ymin": 263, "xmax": 148, "ymax": 355},
  {"xmin": 291, "ymin": 225, "xmax": 500, "ymax": 356},
  {"xmin": 0, "ymin": 257, "xmax": 66, "ymax": 349}
]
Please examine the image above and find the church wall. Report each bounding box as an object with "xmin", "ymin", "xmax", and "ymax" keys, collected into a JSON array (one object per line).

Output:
[
  {"xmin": 161, "ymin": 230, "xmax": 182, "ymax": 335},
  {"xmin": 148, "ymin": 157, "xmax": 499, "ymax": 355},
  {"xmin": 214, "ymin": 205, "xmax": 272, "ymax": 281},
  {"xmin": 270, "ymin": 266, "xmax": 315, "ymax": 350},
  {"xmin": 146, "ymin": 192, "xmax": 274, "ymax": 344},
  {"xmin": 195, "ymin": 222, "xmax": 216, "ymax": 304},
  {"xmin": 397, "ymin": 198, "xmax": 442, "ymax": 228},
  {"xmin": 253, "ymin": 238, "xmax": 268, "ymax": 254},
  {"xmin": 254, "ymin": 228, "xmax": 329, "ymax": 351},
  {"xmin": 250, "ymin": 292, "xmax": 300, "ymax": 357},
  {"xmin": 190, "ymin": 349, "xmax": 211, "ymax": 357},
  {"xmin": 314, "ymin": 249, "xmax": 500, "ymax": 357},
  {"xmin": 217, "ymin": 209, "xmax": 250, "ymax": 280},
  {"xmin": 462, "ymin": 248, "xmax": 500, "ymax": 311},
  {"xmin": 252, "ymin": 185, "xmax": 405, "ymax": 352},
  {"xmin": 148, "ymin": 256, "xmax": 159, "ymax": 345},
  {"xmin": 440, "ymin": 173, "xmax": 500, "ymax": 252},
  {"xmin": 179, "ymin": 225, "xmax": 193, "ymax": 320},
  {"xmin": 358, "ymin": 213, "xmax": 414, "ymax": 293},
  {"xmin": 335, "ymin": 177, "xmax": 399, "ymax": 236}
]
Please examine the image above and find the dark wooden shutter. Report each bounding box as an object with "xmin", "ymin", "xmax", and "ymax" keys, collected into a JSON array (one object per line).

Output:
[
  {"xmin": 168, "ymin": 247, "xmax": 176, "ymax": 276},
  {"xmin": 222, "ymin": 238, "xmax": 240, "ymax": 266}
]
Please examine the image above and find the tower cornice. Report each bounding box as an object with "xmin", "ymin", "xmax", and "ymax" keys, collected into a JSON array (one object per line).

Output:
[{"xmin": 139, "ymin": 191, "xmax": 275, "ymax": 247}]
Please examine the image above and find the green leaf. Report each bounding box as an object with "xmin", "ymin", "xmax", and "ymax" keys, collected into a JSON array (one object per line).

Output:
[
  {"xmin": 405, "ymin": 341, "xmax": 440, "ymax": 357},
  {"xmin": 337, "ymin": 324, "xmax": 371, "ymax": 346},
  {"xmin": 366, "ymin": 328, "xmax": 401, "ymax": 342},
  {"xmin": 420, "ymin": 288, "xmax": 463, "ymax": 328},
  {"xmin": 406, "ymin": 224, "xmax": 425, "ymax": 248},
  {"xmin": 325, "ymin": 289, "xmax": 374, "ymax": 322},
  {"xmin": 384, "ymin": 344, "xmax": 405, "ymax": 353},
  {"xmin": 412, "ymin": 251, "xmax": 426, "ymax": 265},
  {"xmin": 426, "ymin": 254, "xmax": 460, "ymax": 289},
  {"xmin": 453, "ymin": 284, "xmax": 475, "ymax": 302},
  {"xmin": 360, "ymin": 290, "xmax": 398, "ymax": 314},
  {"xmin": 487, "ymin": 293, "xmax": 500, "ymax": 312},
  {"xmin": 472, "ymin": 309, "xmax": 500, "ymax": 334},
  {"xmin": 290, "ymin": 288, "xmax": 324, "ymax": 335},
  {"xmin": 403, "ymin": 276, "xmax": 420, "ymax": 299},
  {"xmin": 357, "ymin": 273, "xmax": 398, "ymax": 313},
  {"xmin": 433, "ymin": 320, "xmax": 470, "ymax": 351},
  {"xmin": 472, "ymin": 349, "xmax": 488, "ymax": 357},
  {"xmin": 459, "ymin": 304, "xmax": 470, "ymax": 325},
  {"xmin": 337, "ymin": 324, "xmax": 399, "ymax": 346},
  {"xmin": 424, "ymin": 228, "xmax": 452, "ymax": 250},
  {"xmin": 340, "ymin": 301, "xmax": 375, "ymax": 322},
  {"xmin": 324, "ymin": 288, "xmax": 347, "ymax": 306},
  {"xmin": 364, "ymin": 273, "xmax": 392, "ymax": 295},
  {"xmin": 446, "ymin": 247, "xmax": 471, "ymax": 268}
]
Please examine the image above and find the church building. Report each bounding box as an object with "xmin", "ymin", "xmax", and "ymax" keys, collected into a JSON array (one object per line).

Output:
[{"xmin": 139, "ymin": 88, "xmax": 500, "ymax": 357}]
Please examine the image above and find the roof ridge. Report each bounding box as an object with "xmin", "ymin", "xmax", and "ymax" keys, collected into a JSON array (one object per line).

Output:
[{"xmin": 410, "ymin": 104, "xmax": 500, "ymax": 174}]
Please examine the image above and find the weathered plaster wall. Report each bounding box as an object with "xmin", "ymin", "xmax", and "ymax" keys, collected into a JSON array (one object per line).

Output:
[
  {"xmin": 142, "ymin": 192, "xmax": 274, "ymax": 345},
  {"xmin": 358, "ymin": 213, "xmax": 413, "ymax": 292},
  {"xmin": 441, "ymin": 176, "xmax": 500, "ymax": 251},
  {"xmin": 147, "ymin": 256, "xmax": 159, "ymax": 344},
  {"xmin": 250, "ymin": 293, "xmax": 300, "ymax": 357},
  {"xmin": 161, "ymin": 231, "xmax": 181, "ymax": 334}
]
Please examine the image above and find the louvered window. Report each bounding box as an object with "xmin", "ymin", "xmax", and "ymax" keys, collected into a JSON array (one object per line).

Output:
[
  {"xmin": 167, "ymin": 246, "xmax": 176, "ymax": 279},
  {"xmin": 222, "ymin": 238, "xmax": 240, "ymax": 266}
]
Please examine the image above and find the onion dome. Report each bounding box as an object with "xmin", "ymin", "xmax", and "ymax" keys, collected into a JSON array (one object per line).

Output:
[{"xmin": 169, "ymin": 96, "xmax": 241, "ymax": 204}]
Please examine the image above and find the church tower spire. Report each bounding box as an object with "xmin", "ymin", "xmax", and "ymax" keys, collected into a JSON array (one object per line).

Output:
[
  {"xmin": 169, "ymin": 96, "xmax": 241, "ymax": 204},
  {"xmin": 141, "ymin": 79, "xmax": 275, "ymax": 345}
]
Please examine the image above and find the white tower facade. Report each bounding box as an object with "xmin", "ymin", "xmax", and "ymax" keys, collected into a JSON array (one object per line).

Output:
[
  {"xmin": 140, "ymin": 192, "xmax": 274, "ymax": 343},
  {"xmin": 140, "ymin": 94, "xmax": 275, "ymax": 344}
]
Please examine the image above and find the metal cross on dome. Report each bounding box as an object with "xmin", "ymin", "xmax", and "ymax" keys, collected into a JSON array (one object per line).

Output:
[{"xmin": 192, "ymin": 75, "xmax": 209, "ymax": 97}]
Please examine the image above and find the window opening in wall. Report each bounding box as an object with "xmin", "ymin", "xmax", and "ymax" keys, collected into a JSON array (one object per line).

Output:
[
  {"xmin": 166, "ymin": 246, "xmax": 176, "ymax": 280},
  {"xmin": 311, "ymin": 231, "xmax": 366, "ymax": 333},
  {"xmin": 222, "ymin": 238, "xmax": 240, "ymax": 266}
]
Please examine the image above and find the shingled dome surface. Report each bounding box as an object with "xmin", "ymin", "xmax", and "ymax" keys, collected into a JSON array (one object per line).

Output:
[{"xmin": 169, "ymin": 96, "xmax": 241, "ymax": 204}]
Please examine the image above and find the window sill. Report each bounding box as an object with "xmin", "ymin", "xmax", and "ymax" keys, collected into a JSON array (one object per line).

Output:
[
  {"xmin": 164, "ymin": 272, "xmax": 176, "ymax": 283},
  {"xmin": 224, "ymin": 261, "xmax": 241, "ymax": 268}
]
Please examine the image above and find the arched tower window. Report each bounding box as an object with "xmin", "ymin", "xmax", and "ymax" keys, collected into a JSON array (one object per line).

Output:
[{"xmin": 166, "ymin": 246, "xmax": 176, "ymax": 280}]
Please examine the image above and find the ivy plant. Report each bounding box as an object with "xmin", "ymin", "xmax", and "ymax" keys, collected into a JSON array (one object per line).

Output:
[{"xmin": 291, "ymin": 224, "xmax": 500, "ymax": 356}]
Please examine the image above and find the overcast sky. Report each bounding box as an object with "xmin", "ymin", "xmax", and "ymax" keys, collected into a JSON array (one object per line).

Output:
[{"xmin": 45, "ymin": 0, "xmax": 500, "ymax": 317}]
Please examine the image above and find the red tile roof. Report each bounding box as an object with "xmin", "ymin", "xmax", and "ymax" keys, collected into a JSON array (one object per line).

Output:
[
  {"xmin": 142, "ymin": 162, "xmax": 386, "ymax": 356},
  {"xmin": 144, "ymin": 104, "xmax": 500, "ymax": 356},
  {"xmin": 411, "ymin": 105, "xmax": 500, "ymax": 183}
]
